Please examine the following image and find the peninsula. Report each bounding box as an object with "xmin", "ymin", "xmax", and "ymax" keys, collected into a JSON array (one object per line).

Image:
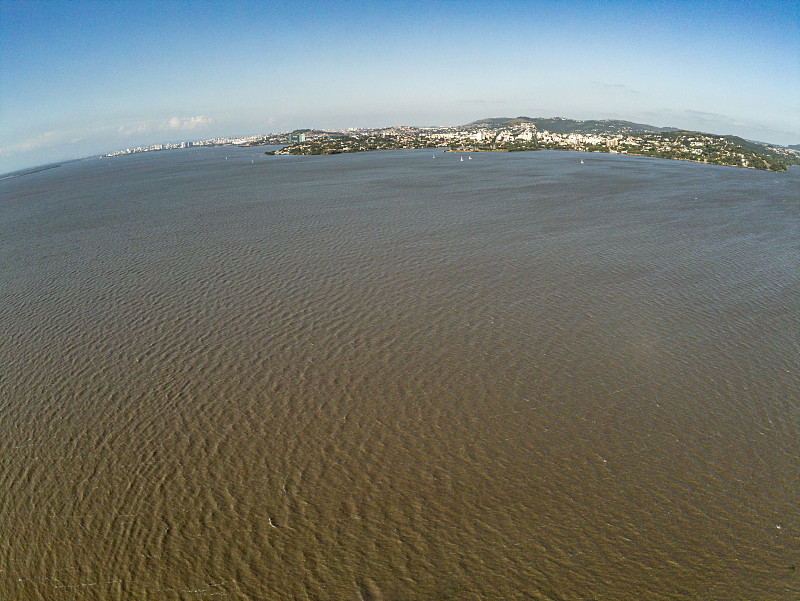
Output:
[{"xmin": 253, "ymin": 117, "xmax": 799, "ymax": 172}]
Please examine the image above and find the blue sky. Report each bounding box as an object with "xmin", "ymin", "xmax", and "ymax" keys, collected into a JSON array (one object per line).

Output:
[{"xmin": 1, "ymin": 0, "xmax": 798, "ymax": 173}]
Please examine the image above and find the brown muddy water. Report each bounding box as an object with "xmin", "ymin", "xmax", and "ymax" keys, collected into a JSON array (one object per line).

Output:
[{"xmin": 1, "ymin": 148, "xmax": 798, "ymax": 600}]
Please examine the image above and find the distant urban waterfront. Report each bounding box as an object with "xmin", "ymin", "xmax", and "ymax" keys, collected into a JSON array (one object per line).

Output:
[
  {"xmin": 1, "ymin": 148, "xmax": 798, "ymax": 600},
  {"xmin": 97, "ymin": 117, "xmax": 800, "ymax": 173}
]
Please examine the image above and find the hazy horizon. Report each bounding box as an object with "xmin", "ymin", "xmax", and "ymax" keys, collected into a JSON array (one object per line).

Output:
[{"xmin": 2, "ymin": 0, "xmax": 798, "ymax": 173}]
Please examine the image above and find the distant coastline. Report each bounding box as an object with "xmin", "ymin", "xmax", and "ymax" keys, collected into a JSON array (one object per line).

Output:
[
  {"xmin": 256, "ymin": 118, "xmax": 800, "ymax": 172},
  {"xmin": 87, "ymin": 116, "xmax": 800, "ymax": 174},
  {"xmin": 0, "ymin": 163, "xmax": 60, "ymax": 181}
]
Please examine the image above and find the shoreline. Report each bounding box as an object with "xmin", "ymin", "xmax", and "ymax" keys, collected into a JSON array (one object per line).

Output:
[{"xmin": 279, "ymin": 145, "xmax": 795, "ymax": 172}]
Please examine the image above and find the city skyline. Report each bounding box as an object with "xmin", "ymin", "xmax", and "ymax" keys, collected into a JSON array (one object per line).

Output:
[{"xmin": 2, "ymin": 0, "xmax": 798, "ymax": 174}]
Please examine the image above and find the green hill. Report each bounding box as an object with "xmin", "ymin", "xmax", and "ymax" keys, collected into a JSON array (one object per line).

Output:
[{"xmin": 467, "ymin": 116, "xmax": 672, "ymax": 135}]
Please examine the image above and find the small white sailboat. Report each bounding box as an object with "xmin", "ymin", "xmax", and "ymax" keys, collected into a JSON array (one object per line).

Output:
[
  {"xmin": 460, "ymin": 156, "xmax": 464, "ymax": 162},
  {"xmin": 580, "ymin": 159, "xmax": 584, "ymax": 164}
]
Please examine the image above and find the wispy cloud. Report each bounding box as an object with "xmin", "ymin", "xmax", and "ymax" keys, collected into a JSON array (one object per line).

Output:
[
  {"xmin": 0, "ymin": 130, "xmax": 64, "ymax": 156},
  {"xmin": 590, "ymin": 81, "xmax": 641, "ymax": 94},
  {"xmin": 681, "ymin": 109, "xmax": 735, "ymax": 123},
  {"xmin": 116, "ymin": 115, "xmax": 215, "ymax": 137},
  {"xmin": 118, "ymin": 122, "xmax": 151, "ymax": 136},
  {"xmin": 165, "ymin": 115, "xmax": 213, "ymax": 130},
  {"xmin": 457, "ymin": 99, "xmax": 507, "ymax": 105}
]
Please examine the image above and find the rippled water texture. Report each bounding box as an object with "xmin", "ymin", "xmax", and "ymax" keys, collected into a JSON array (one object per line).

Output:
[{"xmin": 1, "ymin": 149, "xmax": 799, "ymax": 600}]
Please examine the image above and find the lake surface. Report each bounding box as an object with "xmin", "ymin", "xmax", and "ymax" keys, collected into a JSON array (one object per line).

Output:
[{"xmin": 1, "ymin": 148, "xmax": 798, "ymax": 600}]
